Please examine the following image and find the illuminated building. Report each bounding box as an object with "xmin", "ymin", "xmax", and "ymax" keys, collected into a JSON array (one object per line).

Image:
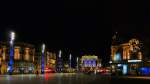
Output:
[
  {"xmin": 81, "ymin": 55, "xmax": 100, "ymax": 72},
  {"xmin": 110, "ymin": 36, "xmax": 143, "ymax": 75},
  {"xmin": 0, "ymin": 41, "xmax": 35, "ymax": 74},
  {"xmin": 33, "ymin": 49, "xmax": 57, "ymax": 74},
  {"xmin": 46, "ymin": 52, "xmax": 56, "ymax": 70},
  {"xmin": 56, "ymin": 50, "xmax": 63, "ymax": 72}
]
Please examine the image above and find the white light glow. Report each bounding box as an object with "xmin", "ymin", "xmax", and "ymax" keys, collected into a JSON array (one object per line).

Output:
[
  {"xmin": 69, "ymin": 54, "xmax": 72, "ymax": 60},
  {"xmin": 59, "ymin": 50, "xmax": 62, "ymax": 58},
  {"xmin": 77, "ymin": 57, "xmax": 79, "ymax": 62},
  {"xmin": 11, "ymin": 32, "xmax": 15, "ymax": 41},
  {"xmin": 123, "ymin": 65, "xmax": 127, "ymax": 74},
  {"xmin": 128, "ymin": 60, "xmax": 142, "ymax": 62},
  {"xmin": 10, "ymin": 32, "xmax": 15, "ymax": 45},
  {"xmin": 117, "ymin": 64, "xmax": 122, "ymax": 67},
  {"xmin": 42, "ymin": 44, "xmax": 45, "ymax": 53}
]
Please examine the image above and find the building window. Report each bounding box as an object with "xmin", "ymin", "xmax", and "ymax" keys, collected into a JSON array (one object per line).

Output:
[{"xmin": 24, "ymin": 48, "xmax": 30, "ymax": 61}]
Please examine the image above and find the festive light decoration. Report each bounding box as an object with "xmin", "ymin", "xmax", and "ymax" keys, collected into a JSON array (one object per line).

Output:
[
  {"xmin": 41, "ymin": 44, "xmax": 45, "ymax": 74},
  {"xmin": 9, "ymin": 32, "xmax": 15, "ymax": 74}
]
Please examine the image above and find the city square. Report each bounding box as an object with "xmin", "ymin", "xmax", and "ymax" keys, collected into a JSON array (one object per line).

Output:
[
  {"xmin": 0, "ymin": 73, "xmax": 110, "ymax": 84},
  {"xmin": 1, "ymin": 0, "xmax": 150, "ymax": 84}
]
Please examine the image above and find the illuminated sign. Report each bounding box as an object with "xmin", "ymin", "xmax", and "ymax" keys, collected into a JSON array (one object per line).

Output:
[
  {"xmin": 140, "ymin": 68, "xmax": 150, "ymax": 75},
  {"xmin": 128, "ymin": 60, "xmax": 142, "ymax": 62},
  {"xmin": 123, "ymin": 65, "xmax": 127, "ymax": 74}
]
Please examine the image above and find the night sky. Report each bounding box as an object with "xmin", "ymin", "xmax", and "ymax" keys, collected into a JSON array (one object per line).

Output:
[
  {"xmin": 0, "ymin": 1, "xmax": 111, "ymax": 66},
  {"xmin": 3, "ymin": 1, "xmax": 150, "ymax": 66}
]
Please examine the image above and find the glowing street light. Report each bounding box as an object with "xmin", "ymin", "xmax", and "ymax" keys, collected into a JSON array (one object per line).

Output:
[
  {"xmin": 10, "ymin": 32, "xmax": 15, "ymax": 45},
  {"xmin": 77, "ymin": 57, "xmax": 78, "ymax": 62},
  {"xmin": 42, "ymin": 44, "xmax": 45, "ymax": 53},
  {"xmin": 69, "ymin": 54, "xmax": 72, "ymax": 68},
  {"xmin": 41, "ymin": 43, "xmax": 45, "ymax": 74},
  {"xmin": 76, "ymin": 57, "xmax": 79, "ymax": 71},
  {"xmin": 59, "ymin": 50, "xmax": 62, "ymax": 58},
  {"xmin": 69, "ymin": 54, "xmax": 72, "ymax": 60},
  {"xmin": 11, "ymin": 32, "xmax": 15, "ymax": 40},
  {"xmin": 8, "ymin": 31, "xmax": 15, "ymax": 75},
  {"xmin": 57, "ymin": 50, "xmax": 63, "ymax": 72}
]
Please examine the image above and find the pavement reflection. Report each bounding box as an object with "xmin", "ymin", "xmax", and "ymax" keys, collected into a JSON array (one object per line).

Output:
[{"xmin": 0, "ymin": 73, "xmax": 110, "ymax": 84}]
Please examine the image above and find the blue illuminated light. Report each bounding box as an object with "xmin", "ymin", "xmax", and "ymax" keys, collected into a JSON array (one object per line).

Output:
[
  {"xmin": 117, "ymin": 64, "xmax": 122, "ymax": 67},
  {"xmin": 114, "ymin": 53, "xmax": 121, "ymax": 61},
  {"xmin": 83, "ymin": 59, "xmax": 96, "ymax": 67},
  {"xmin": 123, "ymin": 65, "xmax": 127, "ymax": 75},
  {"xmin": 41, "ymin": 52, "xmax": 45, "ymax": 74},
  {"xmin": 140, "ymin": 68, "xmax": 150, "ymax": 75},
  {"xmin": 41, "ymin": 44, "xmax": 45, "ymax": 74},
  {"xmin": 9, "ymin": 47, "xmax": 14, "ymax": 74}
]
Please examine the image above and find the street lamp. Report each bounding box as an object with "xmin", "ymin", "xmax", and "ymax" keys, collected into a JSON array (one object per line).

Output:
[
  {"xmin": 76, "ymin": 57, "xmax": 79, "ymax": 72},
  {"xmin": 69, "ymin": 54, "xmax": 72, "ymax": 68},
  {"xmin": 41, "ymin": 44, "xmax": 45, "ymax": 74},
  {"xmin": 8, "ymin": 31, "xmax": 15, "ymax": 75},
  {"xmin": 57, "ymin": 50, "xmax": 62, "ymax": 72},
  {"xmin": 59, "ymin": 50, "xmax": 62, "ymax": 58}
]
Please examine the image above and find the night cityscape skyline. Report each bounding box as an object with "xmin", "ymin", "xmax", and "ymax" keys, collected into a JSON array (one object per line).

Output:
[
  {"xmin": 0, "ymin": 3, "xmax": 109, "ymax": 65},
  {"xmin": 1, "ymin": 1, "xmax": 150, "ymax": 84}
]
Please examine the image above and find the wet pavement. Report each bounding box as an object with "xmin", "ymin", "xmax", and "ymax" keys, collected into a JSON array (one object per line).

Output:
[
  {"xmin": 0, "ymin": 73, "xmax": 110, "ymax": 84},
  {"xmin": 111, "ymin": 76, "xmax": 150, "ymax": 84}
]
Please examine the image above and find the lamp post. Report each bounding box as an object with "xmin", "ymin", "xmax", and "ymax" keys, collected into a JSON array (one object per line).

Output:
[
  {"xmin": 57, "ymin": 50, "xmax": 62, "ymax": 72},
  {"xmin": 41, "ymin": 44, "xmax": 45, "ymax": 74},
  {"xmin": 8, "ymin": 32, "xmax": 15, "ymax": 75},
  {"xmin": 76, "ymin": 57, "xmax": 79, "ymax": 72},
  {"xmin": 69, "ymin": 54, "xmax": 72, "ymax": 69},
  {"xmin": 59, "ymin": 50, "xmax": 62, "ymax": 58}
]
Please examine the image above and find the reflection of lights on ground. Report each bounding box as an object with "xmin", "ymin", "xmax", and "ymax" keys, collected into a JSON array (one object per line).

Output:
[
  {"xmin": 44, "ymin": 73, "xmax": 49, "ymax": 80},
  {"xmin": 125, "ymin": 76, "xmax": 150, "ymax": 80},
  {"xmin": 21, "ymin": 74, "xmax": 24, "ymax": 80},
  {"xmin": 7, "ymin": 75, "xmax": 12, "ymax": 80},
  {"xmin": 29, "ymin": 74, "xmax": 33, "ymax": 80}
]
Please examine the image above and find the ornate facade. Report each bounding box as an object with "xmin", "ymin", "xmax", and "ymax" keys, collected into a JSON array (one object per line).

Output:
[
  {"xmin": 0, "ymin": 41, "xmax": 35, "ymax": 74},
  {"xmin": 110, "ymin": 39, "xmax": 143, "ymax": 75}
]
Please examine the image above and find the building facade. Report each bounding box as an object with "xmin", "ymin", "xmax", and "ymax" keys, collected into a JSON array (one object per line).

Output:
[
  {"xmin": 81, "ymin": 55, "xmax": 101, "ymax": 72},
  {"xmin": 34, "ymin": 50, "xmax": 57, "ymax": 74},
  {"xmin": 45, "ymin": 52, "xmax": 56, "ymax": 71},
  {"xmin": 110, "ymin": 39, "xmax": 143, "ymax": 75},
  {"xmin": 0, "ymin": 42, "xmax": 35, "ymax": 74}
]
